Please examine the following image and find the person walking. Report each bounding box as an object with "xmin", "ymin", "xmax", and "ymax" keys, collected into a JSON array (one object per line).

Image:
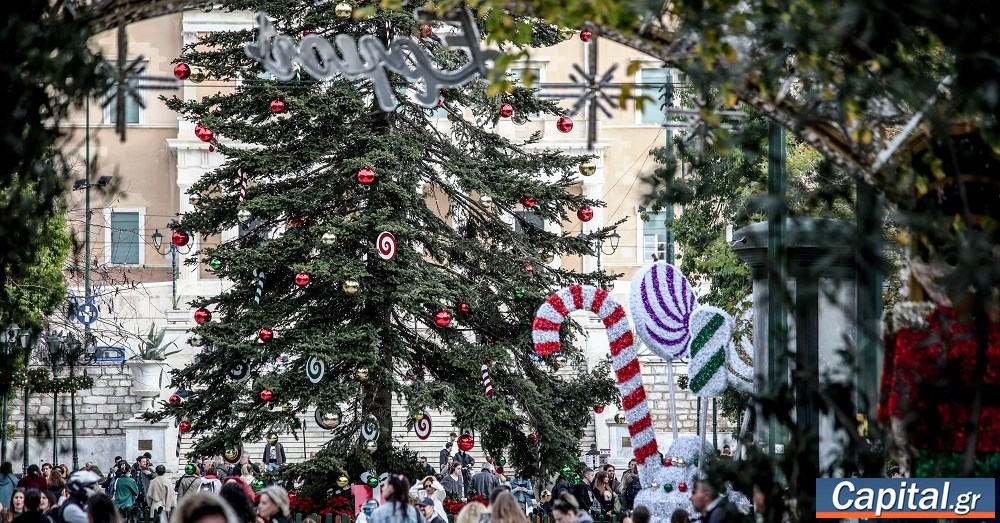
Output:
[
  {"xmin": 368, "ymin": 476, "xmax": 419, "ymax": 523},
  {"xmin": 113, "ymin": 467, "xmax": 140, "ymax": 523},
  {"xmin": 0, "ymin": 463, "xmax": 18, "ymax": 509},
  {"xmin": 471, "ymin": 465, "xmax": 499, "ymax": 499},
  {"xmin": 175, "ymin": 465, "xmax": 201, "ymax": 503},
  {"xmin": 148, "ymin": 465, "xmax": 176, "ymax": 517}
]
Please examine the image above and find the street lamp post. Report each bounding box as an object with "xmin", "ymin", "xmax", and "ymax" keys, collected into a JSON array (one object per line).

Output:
[
  {"xmin": 46, "ymin": 331, "xmax": 94, "ymax": 471},
  {"xmin": 47, "ymin": 333, "xmax": 61, "ymax": 466},
  {"xmin": 580, "ymin": 231, "xmax": 621, "ymax": 288},
  {"xmin": 1, "ymin": 323, "xmax": 22, "ymax": 464},
  {"xmin": 151, "ymin": 229, "xmax": 192, "ymax": 309}
]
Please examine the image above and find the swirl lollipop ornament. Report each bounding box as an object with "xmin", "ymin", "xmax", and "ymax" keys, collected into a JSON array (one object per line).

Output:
[
  {"xmin": 377, "ymin": 231, "xmax": 397, "ymax": 261},
  {"xmin": 306, "ymin": 356, "xmax": 325, "ymax": 384}
]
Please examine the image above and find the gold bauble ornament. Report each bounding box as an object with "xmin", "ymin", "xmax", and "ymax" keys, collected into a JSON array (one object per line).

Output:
[
  {"xmin": 541, "ymin": 489, "xmax": 552, "ymax": 502},
  {"xmin": 412, "ymin": 411, "xmax": 424, "ymax": 421},
  {"xmin": 541, "ymin": 252, "xmax": 555, "ymax": 264},
  {"xmin": 336, "ymin": 475, "xmax": 350, "ymax": 488},
  {"xmin": 190, "ymin": 68, "xmax": 206, "ymax": 84},
  {"xmin": 614, "ymin": 411, "xmax": 626, "ymax": 424},
  {"xmin": 559, "ymin": 28, "xmax": 576, "ymax": 40},
  {"xmin": 579, "ymin": 163, "xmax": 596, "ymax": 176},
  {"xmin": 281, "ymin": 403, "xmax": 293, "ymax": 414},
  {"xmin": 355, "ymin": 367, "xmax": 370, "ymax": 382},
  {"xmin": 343, "ymin": 279, "xmax": 360, "ymax": 295},
  {"xmin": 335, "ymin": 3, "xmax": 353, "ymax": 18},
  {"xmin": 365, "ymin": 440, "xmax": 378, "ymax": 454},
  {"xmin": 266, "ymin": 433, "xmax": 279, "ymax": 444}
]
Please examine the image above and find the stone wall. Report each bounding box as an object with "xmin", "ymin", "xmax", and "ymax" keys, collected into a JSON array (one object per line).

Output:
[{"xmin": 4, "ymin": 364, "xmax": 138, "ymax": 470}]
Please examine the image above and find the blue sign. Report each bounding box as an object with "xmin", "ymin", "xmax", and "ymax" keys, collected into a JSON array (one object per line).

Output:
[
  {"xmin": 816, "ymin": 478, "xmax": 995, "ymax": 519},
  {"xmin": 75, "ymin": 300, "xmax": 98, "ymax": 325}
]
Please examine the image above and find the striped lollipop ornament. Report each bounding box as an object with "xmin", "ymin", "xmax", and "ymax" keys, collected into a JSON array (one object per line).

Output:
[
  {"xmin": 482, "ymin": 362, "xmax": 494, "ymax": 396},
  {"xmin": 533, "ymin": 284, "xmax": 659, "ymax": 465},
  {"xmin": 686, "ymin": 305, "xmax": 733, "ymax": 398},
  {"xmin": 629, "ymin": 262, "xmax": 697, "ymax": 360}
]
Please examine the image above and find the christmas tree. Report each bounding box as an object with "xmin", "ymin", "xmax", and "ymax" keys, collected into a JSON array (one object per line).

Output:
[{"xmin": 148, "ymin": 1, "xmax": 619, "ymax": 491}]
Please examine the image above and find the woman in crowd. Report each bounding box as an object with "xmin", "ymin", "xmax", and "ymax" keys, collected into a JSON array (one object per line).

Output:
[
  {"xmin": 46, "ymin": 470, "xmax": 66, "ymax": 498},
  {"xmin": 509, "ymin": 470, "xmax": 534, "ymax": 515},
  {"xmin": 170, "ymin": 493, "xmax": 239, "ymax": 523},
  {"xmin": 87, "ymin": 493, "xmax": 121, "ymax": 523},
  {"xmin": 16, "ymin": 467, "xmax": 45, "ymax": 492},
  {"xmin": 3, "ymin": 489, "xmax": 26, "ymax": 523},
  {"xmin": 551, "ymin": 492, "xmax": 592, "ymax": 523},
  {"xmin": 367, "ymin": 475, "xmax": 419, "ymax": 523},
  {"xmin": 112, "ymin": 467, "xmax": 140, "ymax": 523},
  {"xmin": 591, "ymin": 471, "xmax": 617, "ymax": 518},
  {"xmin": 490, "ymin": 492, "xmax": 528, "ymax": 523},
  {"xmin": 11, "ymin": 489, "xmax": 45, "ymax": 523},
  {"xmin": 219, "ymin": 483, "xmax": 256, "ymax": 523},
  {"xmin": 1, "ymin": 463, "xmax": 18, "ymax": 509},
  {"xmin": 455, "ymin": 502, "xmax": 486, "ymax": 523},
  {"xmin": 255, "ymin": 486, "xmax": 291, "ymax": 523}
]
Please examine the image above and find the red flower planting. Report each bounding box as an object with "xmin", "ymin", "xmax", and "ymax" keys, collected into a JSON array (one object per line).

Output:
[{"xmin": 289, "ymin": 493, "xmax": 353, "ymax": 517}]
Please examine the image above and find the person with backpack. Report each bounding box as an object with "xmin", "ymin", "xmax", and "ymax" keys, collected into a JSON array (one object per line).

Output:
[
  {"xmin": 60, "ymin": 471, "xmax": 103, "ymax": 523},
  {"xmin": 113, "ymin": 468, "xmax": 140, "ymax": 523},
  {"xmin": 621, "ymin": 471, "xmax": 642, "ymax": 513},
  {"xmin": 198, "ymin": 469, "xmax": 222, "ymax": 495},
  {"xmin": 175, "ymin": 465, "xmax": 201, "ymax": 503}
]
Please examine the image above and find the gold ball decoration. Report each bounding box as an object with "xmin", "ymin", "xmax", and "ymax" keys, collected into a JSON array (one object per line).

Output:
[
  {"xmin": 281, "ymin": 403, "xmax": 293, "ymax": 414},
  {"xmin": 237, "ymin": 209, "xmax": 252, "ymax": 223},
  {"xmin": 412, "ymin": 411, "xmax": 425, "ymax": 421},
  {"xmin": 336, "ymin": 475, "xmax": 350, "ymax": 488},
  {"xmin": 579, "ymin": 163, "xmax": 596, "ymax": 176},
  {"xmin": 614, "ymin": 411, "xmax": 626, "ymax": 424},
  {"xmin": 559, "ymin": 28, "xmax": 576, "ymax": 40},
  {"xmin": 335, "ymin": 2, "xmax": 353, "ymax": 18},
  {"xmin": 541, "ymin": 252, "xmax": 555, "ymax": 264},
  {"xmin": 355, "ymin": 367, "xmax": 370, "ymax": 382},
  {"xmin": 343, "ymin": 279, "xmax": 360, "ymax": 295},
  {"xmin": 266, "ymin": 433, "xmax": 279, "ymax": 444},
  {"xmin": 189, "ymin": 67, "xmax": 207, "ymax": 84},
  {"xmin": 316, "ymin": 408, "xmax": 342, "ymax": 430},
  {"xmin": 365, "ymin": 440, "xmax": 378, "ymax": 454}
]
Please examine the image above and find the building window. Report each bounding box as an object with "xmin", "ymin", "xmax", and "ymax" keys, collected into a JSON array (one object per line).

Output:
[
  {"xmin": 110, "ymin": 211, "xmax": 141, "ymax": 264},
  {"xmin": 514, "ymin": 211, "xmax": 543, "ymax": 234},
  {"xmin": 638, "ymin": 67, "xmax": 671, "ymax": 125},
  {"xmin": 107, "ymin": 93, "xmax": 141, "ymax": 125},
  {"xmin": 640, "ymin": 210, "xmax": 669, "ymax": 262}
]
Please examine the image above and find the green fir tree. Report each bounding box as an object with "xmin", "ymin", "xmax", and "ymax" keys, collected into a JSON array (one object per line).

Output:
[{"xmin": 146, "ymin": 0, "xmax": 619, "ymax": 493}]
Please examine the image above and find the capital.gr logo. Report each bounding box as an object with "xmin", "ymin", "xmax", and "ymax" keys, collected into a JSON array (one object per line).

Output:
[{"xmin": 817, "ymin": 478, "xmax": 995, "ymax": 519}]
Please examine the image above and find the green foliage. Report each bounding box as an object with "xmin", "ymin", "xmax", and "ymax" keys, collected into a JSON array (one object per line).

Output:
[
  {"xmin": 132, "ymin": 323, "xmax": 181, "ymax": 361},
  {"xmin": 146, "ymin": 0, "xmax": 617, "ymax": 487},
  {"xmin": 0, "ymin": 205, "xmax": 72, "ymax": 329}
]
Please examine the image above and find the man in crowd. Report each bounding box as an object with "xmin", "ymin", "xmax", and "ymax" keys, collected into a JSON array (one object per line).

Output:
[
  {"xmin": 691, "ymin": 479, "xmax": 740, "ymax": 523},
  {"xmin": 131, "ymin": 453, "xmax": 155, "ymax": 512},
  {"xmin": 418, "ymin": 497, "xmax": 447, "ymax": 523},
  {"xmin": 147, "ymin": 464, "xmax": 176, "ymax": 516},
  {"xmin": 472, "ymin": 464, "xmax": 499, "ymax": 498},
  {"xmin": 439, "ymin": 442, "xmax": 453, "ymax": 471},
  {"xmin": 419, "ymin": 456, "xmax": 436, "ymax": 477},
  {"xmin": 175, "ymin": 464, "xmax": 202, "ymax": 501}
]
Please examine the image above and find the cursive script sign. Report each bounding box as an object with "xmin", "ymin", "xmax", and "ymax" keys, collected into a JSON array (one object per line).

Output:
[{"xmin": 245, "ymin": 8, "xmax": 501, "ymax": 112}]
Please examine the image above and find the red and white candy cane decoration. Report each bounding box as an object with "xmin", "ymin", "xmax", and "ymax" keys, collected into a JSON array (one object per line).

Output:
[
  {"xmin": 238, "ymin": 168, "xmax": 248, "ymax": 203},
  {"xmin": 482, "ymin": 362, "xmax": 494, "ymax": 396},
  {"xmin": 533, "ymin": 284, "xmax": 659, "ymax": 464}
]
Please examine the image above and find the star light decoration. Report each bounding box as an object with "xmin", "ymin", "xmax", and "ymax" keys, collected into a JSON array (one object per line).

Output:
[{"xmin": 100, "ymin": 23, "xmax": 179, "ymax": 142}]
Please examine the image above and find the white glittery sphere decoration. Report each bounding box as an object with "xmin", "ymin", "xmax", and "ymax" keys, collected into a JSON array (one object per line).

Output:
[
  {"xmin": 238, "ymin": 209, "xmax": 252, "ymax": 223},
  {"xmin": 634, "ymin": 435, "xmax": 715, "ymax": 522},
  {"xmin": 322, "ymin": 231, "xmax": 336, "ymax": 245}
]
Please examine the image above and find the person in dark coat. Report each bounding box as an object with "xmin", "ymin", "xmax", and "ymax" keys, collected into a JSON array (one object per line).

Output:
[
  {"xmin": 691, "ymin": 480, "xmax": 743, "ymax": 523},
  {"xmin": 438, "ymin": 443, "xmax": 453, "ymax": 471}
]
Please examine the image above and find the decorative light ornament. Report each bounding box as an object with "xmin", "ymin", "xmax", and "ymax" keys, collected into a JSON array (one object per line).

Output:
[
  {"xmin": 355, "ymin": 367, "xmax": 370, "ymax": 382},
  {"xmin": 281, "ymin": 403, "xmax": 293, "ymax": 414},
  {"xmin": 524, "ymin": 264, "xmax": 534, "ymax": 274},
  {"xmin": 335, "ymin": 2, "xmax": 352, "ymax": 18},
  {"xmin": 580, "ymin": 29, "xmax": 593, "ymax": 42},
  {"xmin": 480, "ymin": 195, "xmax": 493, "ymax": 209},
  {"xmin": 579, "ymin": 163, "xmax": 596, "ymax": 176},
  {"xmin": 171, "ymin": 231, "xmax": 190, "ymax": 247},
  {"xmin": 528, "ymin": 433, "xmax": 538, "ymax": 443},
  {"xmin": 664, "ymin": 483, "xmax": 673, "ymax": 493},
  {"xmin": 365, "ymin": 441, "xmax": 378, "ymax": 454},
  {"xmin": 343, "ymin": 279, "xmax": 360, "ymax": 295},
  {"xmin": 289, "ymin": 417, "xmax": 301, "ymax": 430},
  {"xmin": 357, "ymin": 167, "xmax": 376, "ymax": 185},
  {"xmin": 179, "ymin": 421, "xmax": 192, "ymax": 433},
  {"xmin": 560, "ymin": 465, "xmax": 572, "ymax": 477},
  {"xmin": 316, "ymin": 408, "xmax": 342, "ymax": 430},
  {"xmin": 189, "ymin": 68, "xmax": 206, "ymax": 84},
  {"xmin": 434, "ymin": 310, "xmax": 452, "ymax": 328},
  {"xmin": 663, "ymin": 457, "xmax": 672, "ymax": 467},
  {"xmin": 614, "ymin": 411, "xmax": 626, "ymax": 424},
  {"xmin": 266, "ymin": 433, "xmax": 279, "ymax": 444},
  {"xmin": 420, "ymin": 23, "xmax": 433, "ymax": 38},
  {"xmin": 269, "ymin": 99, "xmax": 287, "ymax": 114},
  {"xmin": 252, "ymin": 478, "xmax": 265, "ymax": 492},
  {"xmin": 594, "ymin": 405, "xmax": 605, "ymax": 414},
  {"xmin": 169, "ymin": 394, "xmax": 181, "ymax": 404},
  {"xmin": 336, "ymin": 475, "xmax": 350, "ymax": 488},
  {"xmin": 499, "ymin": 103, "xmax": 514, "ymax": 118},
  {"xmin": 457, "ymin": 434, "xmax": 474, "ymax": 451},
  {"xmin": 577, "ymin": 207, "xmax": 594, "ymax": 222},
  {"xmin": 514, "ymin": 289, "xmax": 525, "ymax": 299},
  {"xmin": 541, "ymin": 252, "xmax": 555, "ymax": 264},
  {"xmin": 678, "ymin": 482, "xmax": 688, "ymax": 493},
  {"xmin": 294, "ymin": 271, "xmax": 311, "ymax": 287},
  {"xmin": 260, "ymin": 389, "xmax": 273, "ymax": 402},
  {"xmin": 209, "ymin": 258, "xmax": 222, "ymax": 271},
  {"xmin": 237, "ymin": 209, "xmax": 252, "ymax": 223},
  {"xmin": 322, "ymin": 231, "xmax": 337, "ymax": 245},
  {"xmin": 173, "ymin": 63, "xmax": 191, "ymax": 80},
  {"xmin": 259, "ymin": 328, "xmax": 274, "ymax": 342},
  {"xmin": 194, "ymin": 308, "xmax": 212, "ymax": 324},
  {"xmin": 521, "ymin": 196, "xmax": 536, "ymax": 208},
  {"xmin": 366, "ymin": 474, "xmax": 379, "ymax": 487},
  {"xmin": 497, "ymin": 456, "xmax": 507, "ymax": 466},
  {"xmin": 458, "ymin": 302, "xmax": 471, "ymax": 315},
  {"xmin": 556, "ymin": 115, "xmax": 574, "ymax": 133},
  {"xmin": 194, "ymin": 124, "xmax": 213, "ymax": 142}
]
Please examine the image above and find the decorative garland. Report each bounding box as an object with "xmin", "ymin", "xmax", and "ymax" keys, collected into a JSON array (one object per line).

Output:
[{"xmin": 14, "ymin": 368, "xmax": 95, "ymax": 394}]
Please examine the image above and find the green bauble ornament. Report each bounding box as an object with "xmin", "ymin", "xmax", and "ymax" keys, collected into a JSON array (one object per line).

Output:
[
  {"xmin": 663, "ymin": 483, "xmax": 673, "ymax": 493},
  {"xmin": 572, "ymin": 474, "xmax": 581, "ymax": 485},
  {"xmin": 252, "ymin": 479, "xmax": 265, "ymax": 492},
  {"xmin": 514, "ymin": 289, "xmax": 525, "ymax": 299},
  {"xmin": 290, "ymin": 417, "xmax": 302, "ymax": 430},
  {"xmin": 497, "ymin": 456, "xmax": 507, "ymax": 466},
  {"xmin": 367, "ymin": 475, "xmax": 379, "ymax": 488},
  {"xmin": 209, "ymin": 258, "xmax": 222, "ymax": 271},
  {"xmin": 185, "ymin": 464, "xmax": 196, "ymax": 475},
  {"xmin": 560, "ymin": 465, "xmax": 572, "ymax": 477}
]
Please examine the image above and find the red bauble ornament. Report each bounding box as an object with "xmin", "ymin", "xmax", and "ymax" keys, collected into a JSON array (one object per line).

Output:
[
  {"xmin": 663, "ymin": 457, "xmax": 672, "ymax": 467},
  {"xmin": 259, "ymin": 328, "xmax": 274, "ymax": 342},
  {"xmin": 457, "ymin": 434, "xmax": 474, "ymax": 452},
  {"xmin": 303, "ymin": 28, "xmax": 317, "ymax": 35},
  {"xmin": 496, "ymin": 466, "xmax": 505, "ymax": 475},
  {"xmin": 179, "ymin": 421, "xmax": 191, "ymax": 433},
  {"xmin": 260, "ymin": 389, "xmax": 274, "ymax": 402},
  {"xmin": 499, "ymin": 103, "xmax": 514, "ymax": 118},
  {"xmin": 594, "ymin": 405, "xmax": 605, "ymax": 414},
  {"xmin": 528, "ymin": 433, "xmax": 539, "ymax": 443},
  {"xmin": 294, "ymin": 271, "xmax": 311, "ymax": 287},
  {"xmin": 194, "ymin": 308, "xmax": 212, "ymax": 324},
  {"xmin": 357, "ymin": 167, "xmax": 376, "ymax": 185},
  {"xmin": 208, "ymin": 144, "xmax": 215, "ymax": 152},
  {"xmin": 171, "ymin": 231, "xmax": 190, "ymax": 247},
  {"xmin": 577, "ymin": 207, "xmax": 594, "ymax": 222},
  {"xmin": 173, "ymin": 63, "xmax": 191, "ymax": 80},
  {"xmin": 270, "ymin": 99, "xmax": 286, "ymax": 114},
  {"xmin": 420, "ymin": 23, "xmax": 433, "ymax": 38},
  {"xmin": 580, "ymin": 30, "xmax": 593, "ymax": 42},
  {"xmin": 290, "ymin": 215, "xmax": 308, "ymax": 228},
  {"xmin": 521, "ymin": 196, "xmax": 536, "ymax": 208},
  {"xmin": 169, "ymin": 394, "xmax": 181, "ymax": 404},
  {"xmin": 678, "ymin": 482, "xmax": 688, "ymax": 493},
  {"xmin": 194, "ymin": 124, "xmax": 214, "ymax": 142},
  {"xmin": 524, "ymin": 264, "xmax": 534, "ymax": 274},
  {"xmin": 458, "ymin": 302, "xmax": 471, "ymax": 315},
  {"xmin": 434, "ymin": 310, "xmax": 452, "ymax": 328},
  {"xmin": 556, "ymin": 115, "xmax": 574, "ymax": 133}
]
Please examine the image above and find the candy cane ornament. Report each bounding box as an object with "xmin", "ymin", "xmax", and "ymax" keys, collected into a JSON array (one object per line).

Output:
[
  {"xmin": 481, "ymin": 362, "xmax": 494, "ymax": 396},
  {"xmin": 533, "ymin": 284, "xmax": 659, "ymax": 465},
  {"xmin": 238, "ymin": 168, "xmax": 248, "ymax": 203}
]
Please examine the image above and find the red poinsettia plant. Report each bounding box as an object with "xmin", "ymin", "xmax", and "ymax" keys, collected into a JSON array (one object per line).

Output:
[
  {"xmin": 289, "ymin": 492, "xmax": 354, "ymax": 516},
  {"xmin": 442, "ymin": 495, "xmax": 489, "ymax": 515}
]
